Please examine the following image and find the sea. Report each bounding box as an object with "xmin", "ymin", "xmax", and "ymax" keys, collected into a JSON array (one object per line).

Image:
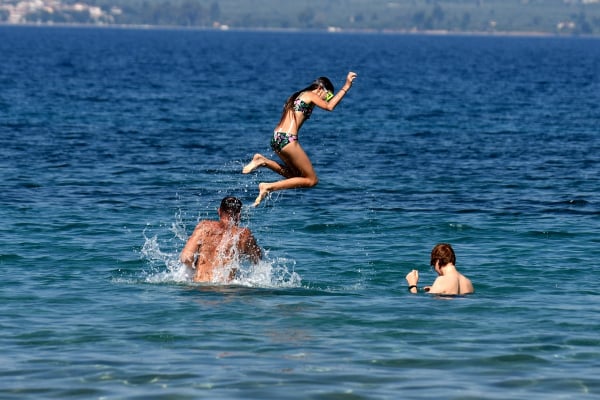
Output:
[{"xmin": 1, "ymin": 25, "xmax": 599, "ymax": 399}]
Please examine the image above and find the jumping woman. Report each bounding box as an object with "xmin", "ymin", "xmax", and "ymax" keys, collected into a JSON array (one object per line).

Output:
[{"xmin": 242, "ymin": 72, "xmax": 357, "ymax": 206}]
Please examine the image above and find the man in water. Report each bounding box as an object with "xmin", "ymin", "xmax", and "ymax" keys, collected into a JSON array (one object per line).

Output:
[
  {"xmin": 180, "ymin": 196, "xmax": 262, "ymax": 282},
  {"xmin": 406, "ymin": 243, "xmax": 474, "ymax": 295}
]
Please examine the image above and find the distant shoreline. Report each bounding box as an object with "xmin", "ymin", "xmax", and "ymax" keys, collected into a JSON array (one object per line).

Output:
[{"xmin": 1, "ymin": 22, "xmax": 599, "ymax": 39}]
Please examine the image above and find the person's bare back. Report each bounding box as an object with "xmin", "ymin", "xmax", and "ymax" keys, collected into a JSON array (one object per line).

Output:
[
  {"xmin": 180, "ymin": 197, "xmax": 262, "ymax": 283},
  {"xmin": 427, "ymin": 270, "xmax": 473, "ymax": 295},
  {"xmin": 406, "ymin": 243, "xmax": 474, "ymax": 295}
]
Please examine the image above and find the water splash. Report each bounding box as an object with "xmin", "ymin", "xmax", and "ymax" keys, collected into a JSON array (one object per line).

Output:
[
  {"xmin": 139, "ymin": 219, "xmax": 302, "ymax": 288},
  {"xmin": 231, "ymin": 255, "xmax": 302, "ymax": 288},
  {"xmin": 139, "ymin": 234, "xmax": 192, "ymax": 284}
]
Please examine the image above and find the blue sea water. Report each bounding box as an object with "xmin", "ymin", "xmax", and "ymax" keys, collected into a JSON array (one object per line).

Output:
[{"xmin": 1, "ymin": 25, "xmax": 599, "ymax": 399}]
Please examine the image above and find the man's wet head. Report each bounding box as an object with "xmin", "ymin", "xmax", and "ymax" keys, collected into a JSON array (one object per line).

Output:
[{"xmin": 219, "ymin": 196, "xmax": 243, "ymax": 222}]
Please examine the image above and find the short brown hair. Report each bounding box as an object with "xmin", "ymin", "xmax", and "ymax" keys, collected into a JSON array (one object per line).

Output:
[{"xmin": 430, "ymin": 243, "xmax": 456, "ymax": 267}]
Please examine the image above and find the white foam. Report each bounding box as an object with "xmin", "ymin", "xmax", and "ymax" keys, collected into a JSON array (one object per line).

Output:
[{"xmin": 139, "ymin": 225, "xmax": 302, "ymax": 288}]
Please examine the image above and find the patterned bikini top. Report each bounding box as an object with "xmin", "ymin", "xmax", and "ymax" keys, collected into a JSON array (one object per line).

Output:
[{"xmin": 293, "ymin": 98, "xmax": 314, "ymax": 119}]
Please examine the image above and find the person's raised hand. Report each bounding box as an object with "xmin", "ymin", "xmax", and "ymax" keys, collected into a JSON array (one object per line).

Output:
[{"xmin": 405, "ymin": 269, "xmax": 419, "ymax": 286}]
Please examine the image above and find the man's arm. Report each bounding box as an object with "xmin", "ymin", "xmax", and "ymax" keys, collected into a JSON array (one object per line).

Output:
[
  {"xmin": 405, "ymin": 270, "xmax": 419, "ymax": 294},
  {"xmin": 180, "ymin": 223, "xmax": 206, "ymax": 267},
  {"xmin": 241, "ymin": 229, "xmax": 262, "ymax": 263}
]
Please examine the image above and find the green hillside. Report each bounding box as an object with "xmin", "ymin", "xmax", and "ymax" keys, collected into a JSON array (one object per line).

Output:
[{"xmin": 2, "ymin": 0, "xmax": 600, "ymax": 35}]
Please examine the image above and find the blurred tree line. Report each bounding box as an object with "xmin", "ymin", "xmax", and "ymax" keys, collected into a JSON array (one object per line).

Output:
[
  {"xmin": 3, "ymin": 0, "xmax": 600, "ymax": 35},
  {"xmin": 110, "ymin": 0, "xmax": 222, "ymax": 26}
]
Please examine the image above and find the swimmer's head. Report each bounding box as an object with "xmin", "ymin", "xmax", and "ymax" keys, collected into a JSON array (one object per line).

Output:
[
  {"xmin": 314, "ymin": 77, "xmax": 334, "ymax": 102},
  {"xmin": 220, "ymin": 196, "xmax": 243, "ymax": 220},
  {"xmin": 430, "ymin": 243, "xmax": 456, "ymax": 268},
  {"xmin": 315, "ymin": 76, "xmax": 334, "ymax": 94}
]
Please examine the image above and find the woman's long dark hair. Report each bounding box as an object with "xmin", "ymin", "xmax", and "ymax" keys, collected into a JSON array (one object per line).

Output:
[{"xmin": 276, "ymin": 77, "xmax": 334, "ymax": 128}]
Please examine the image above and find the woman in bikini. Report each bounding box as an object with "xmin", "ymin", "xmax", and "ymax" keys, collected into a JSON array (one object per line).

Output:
[{"xmin": 242, "ymin": 72, "xmax": 357, "ymax": 207}]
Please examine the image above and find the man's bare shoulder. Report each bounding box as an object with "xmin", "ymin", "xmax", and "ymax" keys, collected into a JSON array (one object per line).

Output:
[
  {"xmin": 193, "ymin": 220, "xmax": 222, "ymax": 229},
  {"xmin": 429, "ymin": 275, "xmax": 460, "ymax": 295},
  {"xmin": 237, "ymin": 226, "xmax": 256, "ymax": 239},
  {"xmin": 191, "ymin": 220, "xmax": 222, "ymax": 235}
]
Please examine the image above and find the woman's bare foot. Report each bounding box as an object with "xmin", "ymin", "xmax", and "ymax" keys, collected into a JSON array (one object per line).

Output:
[
  {"xmin": 242, "ymin": 154, "xmax": 267, "ymax": 174},
  {"xmin": 253, "ymin": 183, "xmax": 271, "ymax": 207}
]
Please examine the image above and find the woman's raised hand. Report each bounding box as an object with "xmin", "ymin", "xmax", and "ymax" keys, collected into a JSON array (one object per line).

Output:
[{"xmin": 346, "ymin": 72, "xmax": 357, "ymax": 86}]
